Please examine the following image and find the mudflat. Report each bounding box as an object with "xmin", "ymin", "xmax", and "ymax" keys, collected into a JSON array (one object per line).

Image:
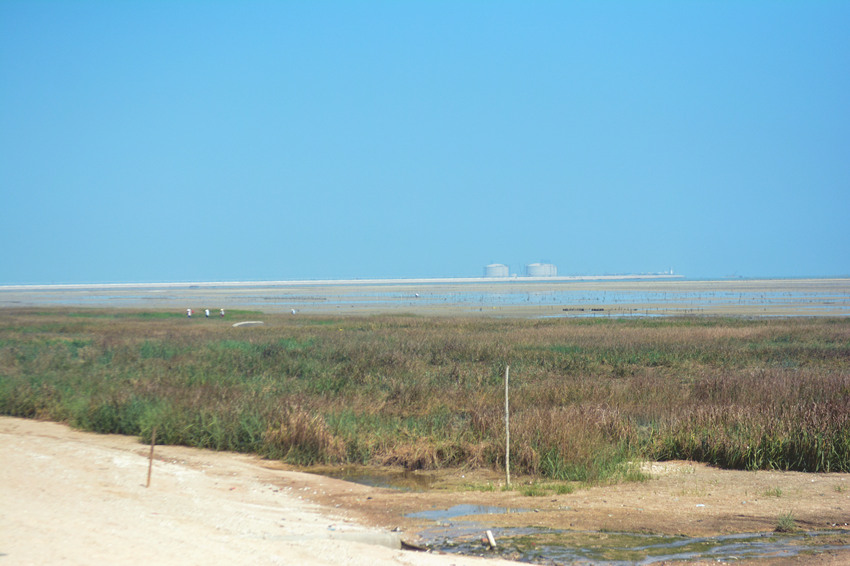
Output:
[{"xmin": 1, "ymin": 277, "xmax": 848, "ymax": 317}]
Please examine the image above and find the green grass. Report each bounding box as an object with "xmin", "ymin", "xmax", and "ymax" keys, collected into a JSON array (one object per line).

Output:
[
  {"xmin": 519, "ymin": 481, "xmax": 576, "ymax": 497},
  {"xmin": 460, "ymin": 482, "xmax": 497, "ymax": 492},
  {"xmin": 520, "ymin": 483, "xmax": 548, "ymax": 497},
  {"xmin": 1, "ymin": 309, "xmax": 849, "ymax": 481},
  {"xmin": 775, "ymin": 511, "xmax": 797, "ymax": 533}
]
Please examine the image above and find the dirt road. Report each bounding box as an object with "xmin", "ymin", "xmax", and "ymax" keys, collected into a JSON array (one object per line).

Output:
[
  {"xmin": 3, "ymin": 416, "xmax": 850, "ymax": 565},
  {"xmin": 1, "ymin": 417, "xmax": 513, "ymax": 566}
]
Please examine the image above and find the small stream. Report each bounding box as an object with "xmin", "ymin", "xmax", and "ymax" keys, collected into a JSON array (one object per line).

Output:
[{"xmin": 408, "ymin": 505, "xmax": 850, "ymax": 564}]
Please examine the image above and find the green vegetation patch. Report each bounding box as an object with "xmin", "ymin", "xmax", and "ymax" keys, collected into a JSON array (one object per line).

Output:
[{"xmin": 1, "ymin": 312, "xmax": 849, "ymax": 479}]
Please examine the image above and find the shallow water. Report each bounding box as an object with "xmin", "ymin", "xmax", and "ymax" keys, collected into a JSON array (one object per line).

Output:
[
  {"xmin": 410, "ymin": 506, "xmax": 850, "ymax": 565},
  {"xmin": 407, "ymin": 504, "xmax": 530, "ymax": 521},
  {"xmin": 306, "ymin": 467, "xmax": 436, "ymax": 492},
  {"xmin": 336, "ymin": 287, "xmax": 850, "ymax": 317},
  {"xmin": 2, "ymin": 277, "xmax": 849, "ymax": 317},
  {"xmin": 438, "ymin": 529, "xmax": 850, "ymax": 564}
]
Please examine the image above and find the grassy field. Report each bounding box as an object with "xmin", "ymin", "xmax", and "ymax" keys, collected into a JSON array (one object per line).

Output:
[{"xmin": 1, "ymin": 308, "xmax": 848, "ymax": 482}]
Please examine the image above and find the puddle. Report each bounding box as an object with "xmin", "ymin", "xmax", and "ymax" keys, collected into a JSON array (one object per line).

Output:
[
  {"xmin": 409, "ymin": 507, "xmax": 850, "ymax": 564},
  {"xmin": 407, "ymin": 504, "xmax": 530, "ymax": 521},
  {"xmin": 306, "ymin": 466, "xmax": 435, "ymax": 492}
]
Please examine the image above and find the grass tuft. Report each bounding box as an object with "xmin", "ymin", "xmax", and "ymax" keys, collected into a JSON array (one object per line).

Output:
[{"xmin": 775, "ymin": 511, "xmax": 797, "ymax": 533}]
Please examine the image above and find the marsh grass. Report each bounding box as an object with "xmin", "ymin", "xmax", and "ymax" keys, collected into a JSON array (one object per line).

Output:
[
  {"xmin": 461, "ymin": 482, "xmax": 498, "ymax": 492},
  {"xmin": 520, "ymin": 483, "xmax": 548, "ymax": 497},
  {"xmin": 1, "ymin": 309, "xmax": 849, "ymax": 482},
  {"xmin": 520, "ymin": 481, "xmax": 576, "ymax": 497}
]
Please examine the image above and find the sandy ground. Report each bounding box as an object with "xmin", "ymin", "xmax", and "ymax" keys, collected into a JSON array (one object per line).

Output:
[
  {"xmin": 5, "ymin": 418, "xmax": 850, "ymax": 565},
  {"xmin": 1, "ymin": 417, "xmax": 516, "ymax": 566}
]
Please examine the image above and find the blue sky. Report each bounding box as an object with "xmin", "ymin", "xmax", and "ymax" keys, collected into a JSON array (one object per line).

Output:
[{"xmin": 2, "ymin": 1, "xmax": 848, "ymax": 284}]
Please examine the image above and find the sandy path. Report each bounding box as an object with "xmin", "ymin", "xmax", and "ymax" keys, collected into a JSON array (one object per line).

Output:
[{"xmin": 1, "ymin": 417, "xmax": 514, "ymax": 566}]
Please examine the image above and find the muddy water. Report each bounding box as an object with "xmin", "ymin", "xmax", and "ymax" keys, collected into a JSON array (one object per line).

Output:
[
  {"xmin": 306, "ymin": 466, "xmax": 436, "ymax": 492},
  {"xmin": 407, "ymin": 504, "xmax": 531, "ymax": 521},
  {"xmin": 409, "ymin": 506, "xmax": 850, "ymax": 564}
]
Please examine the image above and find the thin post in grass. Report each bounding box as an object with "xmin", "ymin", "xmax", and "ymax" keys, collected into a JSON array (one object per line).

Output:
[
  {"xmin": 505, "ymin": 365, "xmax": 511, "ymax": 488},
  {"xmin": 146, "ymin": 426, "xmax": 157, "ymax": 488}
]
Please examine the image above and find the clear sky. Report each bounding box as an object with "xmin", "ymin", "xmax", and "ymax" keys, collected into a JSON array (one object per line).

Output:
[{"xmin": 2, "ymin": 1, "xmax": 848, "ymax": 284}]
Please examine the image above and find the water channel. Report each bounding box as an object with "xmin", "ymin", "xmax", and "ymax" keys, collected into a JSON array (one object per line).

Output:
[{"xmin": 409, "ymin": 504, "xmax": 850, "ymax": 564}]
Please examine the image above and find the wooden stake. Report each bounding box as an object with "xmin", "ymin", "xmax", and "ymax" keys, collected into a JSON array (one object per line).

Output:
[
  {"xmin": 505, "ymin": 365, "xmax": 511, "ymax": 488},
  {"xmin": 146, "ymin": 426, "xmax": 157, "ymax": 488}
]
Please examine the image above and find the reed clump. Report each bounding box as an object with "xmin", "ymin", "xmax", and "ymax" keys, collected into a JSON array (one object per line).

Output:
[{"xmin": 1, "ymin": 309, "xmax": 848, "ymax": 481}]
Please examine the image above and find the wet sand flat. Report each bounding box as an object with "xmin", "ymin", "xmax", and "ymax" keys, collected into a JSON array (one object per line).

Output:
[{"xmin": 1, "ymin": 277, "xmax": 848, "ymax": 317}]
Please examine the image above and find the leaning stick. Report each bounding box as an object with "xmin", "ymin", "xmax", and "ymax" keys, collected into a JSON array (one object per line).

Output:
[{"xmin": 146, "ymin": 426, "xmax": 157, "ymax": 488}]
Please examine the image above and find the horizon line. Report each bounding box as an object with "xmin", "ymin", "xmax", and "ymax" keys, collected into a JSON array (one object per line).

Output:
[
  {"xmin": 6, "ymin": 273, "xmax": 849, "ymax": 291},
  {"xmin": 0, "ymin": 273, "xmax": 695, "ymax": 291}
]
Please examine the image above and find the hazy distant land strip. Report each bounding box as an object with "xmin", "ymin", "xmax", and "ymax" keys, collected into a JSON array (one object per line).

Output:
[
  {"xmin": 1, "ymin": 277, "xmax": 848, "ymax": 318},
  {"xmin": 0, "ymin": 273, "xmax": 684, "ymax": 291}
]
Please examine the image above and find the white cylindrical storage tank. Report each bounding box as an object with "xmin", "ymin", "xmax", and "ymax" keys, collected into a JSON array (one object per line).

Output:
[
  {"xmin": 526, "ymin": 263, "xmax": 544, "ymax": 277},
  {"xmin": 484, "ymin": 263, "xmax": 509, "ymax": 277},
  {"xmin": 526, "ymin": 263, "xmax": 557, "ymax": 277}
]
